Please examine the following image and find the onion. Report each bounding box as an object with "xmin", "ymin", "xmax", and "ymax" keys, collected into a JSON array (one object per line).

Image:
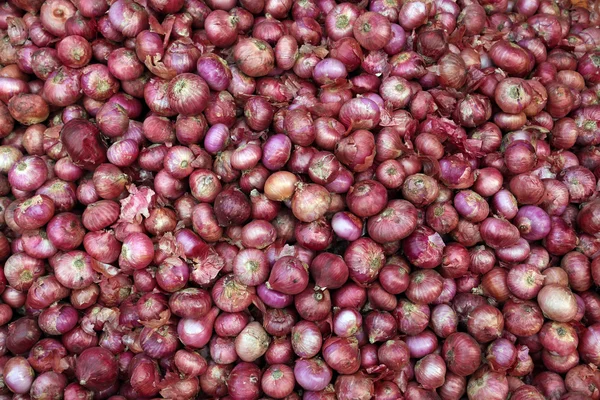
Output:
[
  {"xmin": 443, "ymin": 333, "xmax": 482, "ymax": 377},
  {"xmin": 60, "ymin": 119, "xmax": 106, "ymax": 171},
  {"xmin": 310, "ymin": 253, "xmax": 349, "ymax": 290},
  {"xmin": 394, "ymin": 299, "xmax": 430, "ymax": 335},
  {"xmin": 368, "ymin": 199, "xmax": 417, "ymax": 243},
  {"xmin": 467, "ymin": 304, "xmax": 504, "ymax": 343},
  {"xmin": 294, "ymin": 357, "xmax": 332, "ymax": 392},
  {"xmin": 335, "ymin": 374, "xmax": 374, "ymax": 400},
  {"xmin": 177, "ymin": 307, "xmax": 219, "ymax": 349},
  {"xmin": 167, "ymin": 73, "xmax": 210, "ymax": 116},
  {"xmin": 261, "ymin": 364, "xmax": 295, "ymax": 399},
  {"xmin": 295, "ymin": 286, "xmax": 331, "ymax": 321},
  {"xmin": 234, "ymin": 38, "xmax": 275, "ymax": 77},
  {"xmin": 426, "ymin": 201, "xmax": 459, "ymax": 234},
  {"xmin": 292, "ymin": 320, "xmax": 322, "ymax": 358},
  {"xmin": 507, "ymin": 264, "xmax": 544, "ymax": 300},
  {"xmin": 467, "ymin": 367, "xmax": 509, "ymax": 400},
  {"xmin": 233, "ymin": 321, "xmax": 270, "ymax": 363},
  {"xmin": 415, "ymin": 353, "xmax": 446, "ymax": 389},
  {"xmin": 322, "ymin": 336, "xmax": 360, "ymax": 374},
  {"xmin": 544, "ymin": 216, "xmax": 578, "ymax": 256},
  {"xmin": 75, "ymin": 347, "xmax": 117, "ymax": 390},
  {"xmin": 486, "ymin": 338, "xmax": 517, "ymax": 373},
  {"xmin": 537, "ymin": 284, "xmax": 578, "ymax": 322},
  {"xmin": 339, "ymin": 98, "xmax": 381, "ymax": 131},
  {"xmin": 431, "ymin": 304, "xmax": 458, "ymax": 338},
  {"xmin": 379, "ymin": 338, "xmax": 410, "ymax": 371},
  {"xmin": 344, "ymin": 237, "xmax": 385, "ymax": 286},
  {"xmin": 325, "ymin": 4, "xmax": 359, "ymax": 41},
  {"xmin": 291, "ymin": 183, "xmax": 330, "ymax": 223},
  {"xmin": 480, "ymin": 217, "xmax": 520, "ymax": 249},
  {"xmin": 4, "ymin": 357, "xmax": 35, "ymax": 394},
  {"xmin": 564, "ymin": 365, "xmax": 600, "ymax": 398}
]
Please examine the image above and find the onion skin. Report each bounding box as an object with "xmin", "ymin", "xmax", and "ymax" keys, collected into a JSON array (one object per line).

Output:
[{"xmin": 60, "ymin": 119, "xmax": 107, "ymax": 171}]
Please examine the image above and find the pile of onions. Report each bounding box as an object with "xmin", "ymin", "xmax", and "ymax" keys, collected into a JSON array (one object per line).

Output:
[{"xmin": 0, "ymin": 0, "xmax": 599, "ymax": 398}]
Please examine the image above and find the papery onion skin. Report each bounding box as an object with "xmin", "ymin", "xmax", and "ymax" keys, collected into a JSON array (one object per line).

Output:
[{"xmin": 60, "ymin": 119, "xmax": 107, "ymax": 171}]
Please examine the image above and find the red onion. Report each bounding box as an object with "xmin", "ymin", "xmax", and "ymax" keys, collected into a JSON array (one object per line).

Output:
[
  {"xmin": 347, "ymin": 179, "xmax": 387, "ymax": 218},
  {"xmin": 266, "ymin": 256, "xmax": 309, "ymax": 295},
  {"xmin": 564, "ymin": 365, "xmax": 600, "ymax": 399},
  {"xmin": 234, "ymin": 38, "xmax": 274, "ymax": 77},
  {"xmin": 560, "ymin": 251, "xmax": 592, "ymax": 292},
  {"xmin": 322, "ymin": 336, "xmax": 360, "ymax": 374},
  {"xmin": 480, "ymin": 217, "xmax": 520, "ymax": 249},
  {"xmin": 310, "ymin": 252, "xmax": 349, "ymax": 290},
  {"xmin": 332, "ymin": 308, "xmax": 361, "ymax": 338},
  {"xmin": 60, "ymin": 119, "xmax": 106, "ymax": 171},
  {"xmin": 325, "ymin": 4, "xmax": 359, "ymax": 41},
  {"xmin": 339, "ymin": 98, "xmax": 381, "ymax": 131},
  {"xmin": 364, "ymin": 309, "xmax": 397, "ymax": 343},
  {"xmin": 431, "ymin": 304, "xmax": 458, "ymax": 338},
  {"xmin": 292, "ymin": 320, "xmax": 322, "ymax": 359},
  {"xmin": 403, "ymin": 227, "xmax": 445, "ymax": 270},
  {"xmin": 443, "ymin": 333, "xmax": 482, "ymax": 377},
  {"xmin": 542, "ymin": 349, "xmax": 580, "ymax": 374},
  {"xmin": 38, "ymin": 303, "xmax": 78, "ymax": 335},
  {"xmin": 378, "ymin": 338, "xmax": 410, "ymax": 371},
  {"xmin": 544, "ymin": 216, "xmax": 578, "ymax": 256},
  {"xmin": 467, "ymin": 367, "xmax": 509, "ymax": 400},
  {"xmin": 294, "ymin": 357, "xmax": 332, "ymax": 392},
  {"xmin": 415, "ymin": 353, "xmax": 446, "ymax": 389},
  {"xmin": 177, "ymin": 307, "xmax": 219, "ymax": 349},
  {"xmin": 4, "ymin": 357, "xmax": 35, "ymax": 394},
  {"xmin": 295, "ymin": 286, "xmax": 331, "ymax": 321},
  {"xmin": 405, "ymin": 329, "xmax": 438, "ymax": 359},
  {"xmin": 438, "ymin": 372, "xmax": 467, "ymax": 400},
  {"xmin": 75, "ymin": 347, "xmax": 117, "ymax": 390},
  {"xmin": 537, "ymin": 284, "xmax": 578, "ymax": 322},
  {"xmin": 403, "ymin": 173, "xmax": 440, "ymax": 207},
  {"xmin": 467, "ymin": 304, "xmax": 504, "ymax": 343},
  {"xmin": 425, "ymin": 201, "xmax": 459, "ymax": 234},
  {"xmin": 486, "ymin": 338, "xmax": 517, "ymax": 373},
  {"xmin": 394, "ymin": 299, "xmax": 430, "ymax": 335},
  {"xmin": 335, "ymin": 374, "xmax": 374, "ymax": 400},
  {"xmin": 335, "ymin": 129, "xmax": 376, "ymax": 173},
  {"xmin": 507, "ymin": 264, "xmax": 544, "ymax": 300},
  {"xmin": 261, "ymin": 364, "xmax": 295, "ymax": 398},
  {"xmin": 344, "ymin": 237, "xmax": 385, "ymax": 286},
  {"xmin": 368, "ymin": 199, "xmax": 417, "ymax": 243}
]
